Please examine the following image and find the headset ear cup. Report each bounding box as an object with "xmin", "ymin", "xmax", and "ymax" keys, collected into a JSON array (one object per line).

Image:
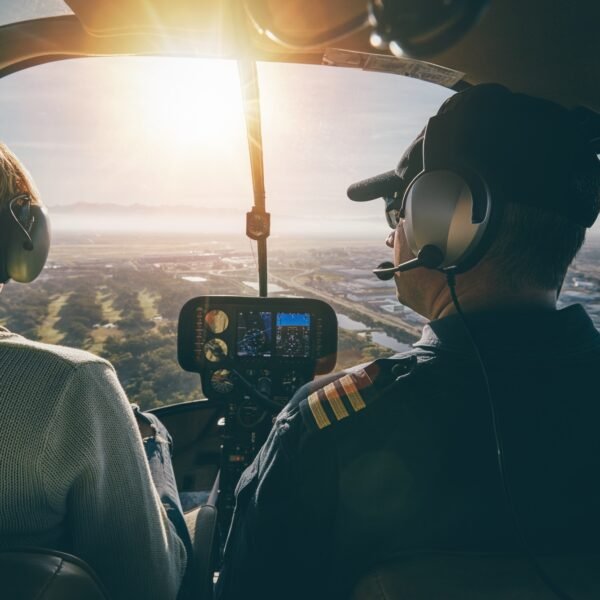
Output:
[
  {"xmin": 4, "ymin": 204, "xmax": 50, "ymax": 283},
  {"xmin": 403, "ymin": 170, "xmax": 492, "ymax": 271},
  {"xmin": 0, "ymin": 218, "xmax": 8, "ymax": 284}
]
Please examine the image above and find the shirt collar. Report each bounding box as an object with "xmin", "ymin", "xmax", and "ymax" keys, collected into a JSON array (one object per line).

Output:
[{"xmin": 414, "ymin": 304, "xmax": 600, "ymax": 358}]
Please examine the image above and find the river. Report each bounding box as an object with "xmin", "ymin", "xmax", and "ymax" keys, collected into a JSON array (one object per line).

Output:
[{"xmin": 337, "ymin": 313, "xmax": 414, "ymax": 353}]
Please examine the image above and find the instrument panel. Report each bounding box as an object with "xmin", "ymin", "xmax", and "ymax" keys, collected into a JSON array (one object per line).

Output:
[
  {"xmin": 178, "ymin": 295, "xmax": 337, "ymax": 529},
  {"xmin": 178, "ymin": 296, "xmax": 338, "ymax": 402}
]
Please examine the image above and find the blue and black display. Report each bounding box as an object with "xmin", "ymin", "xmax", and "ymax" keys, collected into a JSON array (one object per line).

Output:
[
  {"xmin": 236, "ymin": 311, "xmax": 272, "ymax": 357},
  {"xmin": 275, "ymin": 312, "xmax": 311, "ymax": 358},
  {"xmin": 235, "ymin": 311, "xmax": 311, "ymax": 358},
  {"xmin": 178, "ymin": 296, "xmax": 337, "ymax": 375}
]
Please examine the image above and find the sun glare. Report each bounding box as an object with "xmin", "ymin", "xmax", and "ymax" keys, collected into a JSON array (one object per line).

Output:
[{"xmin": 126, "ymin": 58, "xmax": 245, "ymax": 150}]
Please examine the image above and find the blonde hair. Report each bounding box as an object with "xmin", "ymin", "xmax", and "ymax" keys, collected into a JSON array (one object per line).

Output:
[{"xmin": 0, "ymin": 142, "xmax": 41, "ymax": 210}]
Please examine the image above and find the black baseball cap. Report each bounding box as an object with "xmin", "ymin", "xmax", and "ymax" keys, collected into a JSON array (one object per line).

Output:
[{"xmin": 347, "ymin": 84, "xmax": 600, "ymax": 228}]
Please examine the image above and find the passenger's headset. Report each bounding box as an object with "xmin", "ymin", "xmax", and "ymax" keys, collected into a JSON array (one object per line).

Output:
[
  {"xmin": 373, "ymin": 109, "xmax": 497, "ymax": 280},
  {"xmin": 0, "ymin": 193, "xmax": 50, "ymax": 284}
]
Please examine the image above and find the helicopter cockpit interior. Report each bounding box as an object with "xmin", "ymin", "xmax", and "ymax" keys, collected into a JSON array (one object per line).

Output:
[{"xmin": 0, "ymin": 1, "xmax": 599, "ymax": 599}]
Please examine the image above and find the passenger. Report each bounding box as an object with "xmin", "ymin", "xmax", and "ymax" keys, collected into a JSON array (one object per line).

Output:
[
  {"xmin": 216, "ymin": 85, "xmax": 600, "ymax": 599},
  {"xmin": 0, "ymin": 142, "xmax": 189, "ymax": 599}
]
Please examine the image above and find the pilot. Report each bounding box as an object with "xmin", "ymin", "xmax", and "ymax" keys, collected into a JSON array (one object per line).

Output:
[
  {"xmin": 0, "ymin": 142, "xmax": 189, "ymax": 599},
  {"xmin": 216, "ymin": 84, "xmax": 600, "ymax": 599}
]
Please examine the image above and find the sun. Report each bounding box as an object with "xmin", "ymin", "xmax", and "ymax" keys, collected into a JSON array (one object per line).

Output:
[{"xmin": 127, "ymin": 57, "xmax": 245, "ymax": 150}]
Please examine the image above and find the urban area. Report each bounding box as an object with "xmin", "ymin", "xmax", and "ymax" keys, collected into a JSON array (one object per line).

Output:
[{"xmin": 2, "ymin": 231, "xmax": 600, "ymax": 408}]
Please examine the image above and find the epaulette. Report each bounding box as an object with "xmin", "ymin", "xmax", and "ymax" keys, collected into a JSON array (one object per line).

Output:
[{"xmin": 300, "ymin": 354, "xmax": 418, "ymax": 432}]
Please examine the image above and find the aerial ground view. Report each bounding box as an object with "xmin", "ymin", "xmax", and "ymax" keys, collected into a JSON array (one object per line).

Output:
[{"xmin": 2, "ymin": 227, "xmax": 600, "ymax": 409}]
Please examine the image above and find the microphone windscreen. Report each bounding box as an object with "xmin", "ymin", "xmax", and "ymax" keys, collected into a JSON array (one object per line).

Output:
[
  {"xmin": 347, "ymin": 170, "xmax": 401, "ymax": 202},
  {"xmin": 373, "ymin": 261, "xmax": 397, "ymax": 281}
]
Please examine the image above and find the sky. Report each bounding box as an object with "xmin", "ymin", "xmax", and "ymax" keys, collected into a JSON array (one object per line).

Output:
[
  {"xmin": 0, "ymin": 0, "xmax": 451, "ymax": 239},
  {"xmin": 0, "ymin": 55, "xmax": 452, "ymax": 238},
  {"xmin": 0, "ymin": 1, "xmax": 454, "ymax": 239},
  {"xmin": 0, "ymin": 1, "xmax": 72, "ymax": 25},
  {"xmin": 0, "ymin": 2, "xmax": 598, "ymax": 242}
]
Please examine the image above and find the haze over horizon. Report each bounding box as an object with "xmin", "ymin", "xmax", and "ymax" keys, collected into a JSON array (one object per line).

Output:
[
  {"xmin": 0, "ymin": 18, "xmax": 597, "ymax": 239},
  {"xmin": 0, "ymin": 52, "xmax": 456, "ymax": 240},
  {"xmin": 43, "ymin": 200, "xmax": 600, "ymax": 241}
]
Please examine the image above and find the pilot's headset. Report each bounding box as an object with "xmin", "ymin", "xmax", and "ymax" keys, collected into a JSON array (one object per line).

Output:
[
  {"xmin": 0, "ymin": 192, "xmax": 50, "ymax": 284},
  {"xmin": 397, "ymin": 97, "xmax": 501, "ymax": 276},
  {"xmin": 349, "ymin": 84, "xmax": 598, "ymax": 280},
  {"xmin": 365, "ymin": 89, "xmax": 508, "ymax": 280}
]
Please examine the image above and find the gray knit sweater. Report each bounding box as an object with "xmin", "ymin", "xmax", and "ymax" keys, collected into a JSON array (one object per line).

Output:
[{"xmin": 0, "ymin": 329, "xmax": 187, "ymax": 599}]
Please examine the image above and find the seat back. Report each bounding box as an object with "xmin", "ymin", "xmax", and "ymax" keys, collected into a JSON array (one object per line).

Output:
[
  {"xmin": 183, "ymin": 504, "xmax": 219, "ymax": 600},
  {"xmin": 351, "ymin": 553, "xmax": 600, "ymax": 600},
  {"xmin": 0, "ymin": 548, "xmax": 109, "ymax": 600}
]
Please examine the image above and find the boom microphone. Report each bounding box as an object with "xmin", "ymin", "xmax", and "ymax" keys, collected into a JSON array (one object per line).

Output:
[
  {"xmin": 347, "ymin": 170, "xmax": 401, "ymax": 202},
  {"xmin": 373, "ymin": 244, "xmax": 444, "ymax": 280}
]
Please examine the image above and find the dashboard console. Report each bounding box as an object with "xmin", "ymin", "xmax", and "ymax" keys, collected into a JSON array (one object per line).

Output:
[
  {"xmin": 178, "ymin": 296, "xmax": 338, "ymax": 527},
  {"xmin": 178, "ymin": 296, "xmax": 337, "ymax": 403}
]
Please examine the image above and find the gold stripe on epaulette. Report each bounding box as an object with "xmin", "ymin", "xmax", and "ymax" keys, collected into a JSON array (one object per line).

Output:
[
  {"xmin": 323, "ymin": 382, "xmax": 349, "ymax": 421},
  {"xmin": 308, "ymin": 391, "xmax": 331, "ymax": 429},
  {"xmin": 339, "ymin": 374, "xmax": 366, "ymax": 412}
]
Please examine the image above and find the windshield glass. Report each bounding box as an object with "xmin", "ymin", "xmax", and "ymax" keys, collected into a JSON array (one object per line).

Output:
[
  {"xmin": 0, "ymin": 1, "xmax": 73, "ymax": 26},
  {"xmin": 2, "ymin": 56, "xmax": 596, "ymax": 408}
]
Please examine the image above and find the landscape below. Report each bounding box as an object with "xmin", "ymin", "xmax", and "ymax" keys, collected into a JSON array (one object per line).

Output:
[{"xmin": 2, "ymin": 233, "xmax": 599, "ymax": 409}]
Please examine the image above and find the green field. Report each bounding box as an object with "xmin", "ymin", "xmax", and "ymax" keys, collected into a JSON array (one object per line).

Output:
[
  {"xmin": 37, "ymin": 293, "xmax": 70, "ymax": 343},
  {"xmin": 0, "ymin": 238, "xmax": 395, "ymax": 409}
]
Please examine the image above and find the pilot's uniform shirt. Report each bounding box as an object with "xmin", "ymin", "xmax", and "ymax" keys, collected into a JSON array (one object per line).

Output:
[{"xmin": 216, "ymin": 304, "xmax": 600, "ymax": 600}]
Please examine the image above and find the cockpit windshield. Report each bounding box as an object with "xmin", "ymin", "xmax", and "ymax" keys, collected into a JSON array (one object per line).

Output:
[
  {"xmin": 2, "ymin": 56, "xmax": 598, "ymax": 408},
  {"xmin": 0, "ymin": 0, "xmax": 73, "ymax": 27},
  {"xmin": 0, "ymin": 57, "xmax": 452, "ymax": 236}
]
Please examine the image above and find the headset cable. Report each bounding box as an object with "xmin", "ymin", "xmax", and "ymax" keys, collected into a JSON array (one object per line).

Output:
[{"xmin": 446, "ymin": 271, "xmax": 575, "ymax": 600}]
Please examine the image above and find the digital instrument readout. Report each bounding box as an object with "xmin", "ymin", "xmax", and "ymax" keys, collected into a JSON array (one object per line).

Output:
[
  {"xmin": 235, "ymin": 311, "xmax": 311, "ymax": 358},
  {"xmin": 178, "ymin": 296, "xmax": 337, "ymax": 375},
  {"xmin": 236, "ymin": 311, "xmax": 272, "ymax": 357},
  {"xmin": 275, "ymin": 312, "xmax": 311, "ymax": 358}
]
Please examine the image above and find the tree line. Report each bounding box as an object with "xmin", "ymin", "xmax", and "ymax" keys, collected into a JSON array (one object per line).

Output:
[{"xmin": 0, "ymin": 266, "xmax": 391, "ymax": 408}]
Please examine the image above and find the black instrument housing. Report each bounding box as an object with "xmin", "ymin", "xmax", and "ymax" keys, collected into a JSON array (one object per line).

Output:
[{"xmin": 178, "ymin": 295, "xmax": 338, "ymax": 378}]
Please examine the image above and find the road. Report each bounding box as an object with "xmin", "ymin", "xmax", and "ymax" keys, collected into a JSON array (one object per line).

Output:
[
  {"xmin": 207, "ymin": 265, "xmax": 422, "ymax": 340},
  {"xmin": 270, "ymin": 272, "xmax": 422, "ymax": 339}
]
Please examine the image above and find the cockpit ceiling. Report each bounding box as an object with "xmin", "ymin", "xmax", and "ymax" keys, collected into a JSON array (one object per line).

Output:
[{"xmin": 0, "ymin": 0, "xmax": 597, "ymax": 112}]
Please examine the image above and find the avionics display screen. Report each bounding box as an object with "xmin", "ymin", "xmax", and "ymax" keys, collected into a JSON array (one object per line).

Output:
[
  {"xmin": 179, "ymin": 296, "xmax": 337, "ymax": 374},
  {"xmin": 236, "ymin": 311, "xmax": 272, "ymax": 357},
  {"xmin": 275, "ymin": 312, "xmax": 311, "ymax": 358},
  {"xmin": 236, "ymin": 311, "xmax": 312, "ymax": 358}
]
